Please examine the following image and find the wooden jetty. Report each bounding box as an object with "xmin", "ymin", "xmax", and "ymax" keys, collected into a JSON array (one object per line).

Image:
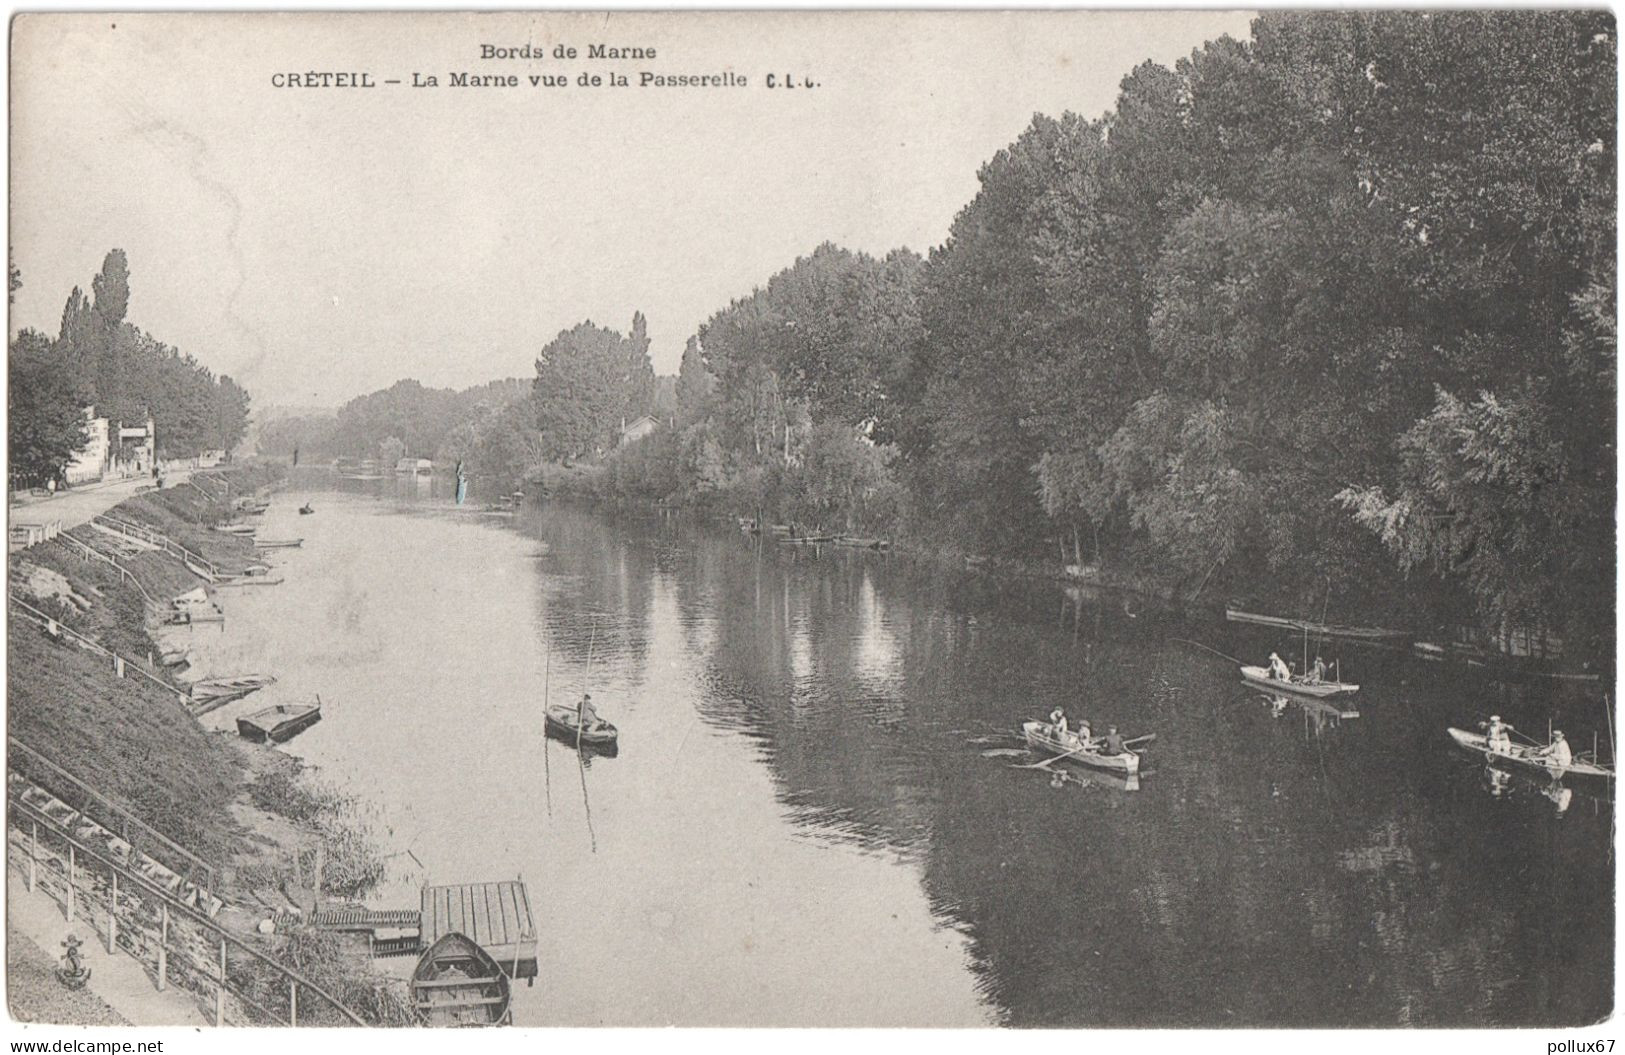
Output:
[{"xmin": 420, "ymin": 880, "xmax": 537, "ymax": 982}]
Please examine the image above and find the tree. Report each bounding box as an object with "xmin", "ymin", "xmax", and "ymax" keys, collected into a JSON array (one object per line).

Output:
[
  {"xmin": 9, "ymin": 330, "xmax": 88, "ymax": 487},
  {"xmin": 532, "ymin": 321, "xmax": 630, "ymax": 461},
  {"xmin": 675, "ymin": 336, "xmax": 716, "ymax": 424},
  {"xmin": 621, "ymin": 311, "xmax": 657, "ymax": 423}
]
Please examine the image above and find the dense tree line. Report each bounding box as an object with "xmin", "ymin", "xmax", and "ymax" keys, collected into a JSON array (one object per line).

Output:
[
  {"xmin": 580, "ymin": 12, "xmax": 1614, "ymax": 658},
  {"xmin": 9, "ymin": 250, "xmax": 253, "ymax": 487}
]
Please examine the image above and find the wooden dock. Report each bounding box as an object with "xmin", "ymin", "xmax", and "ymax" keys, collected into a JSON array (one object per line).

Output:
[{"xmin": 421, "ymin": 880, "xmax": 537, "ymax": 981}]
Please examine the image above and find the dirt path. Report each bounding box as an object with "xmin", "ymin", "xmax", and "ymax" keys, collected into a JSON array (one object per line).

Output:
[{"xmin": 10, "ymin": 471, "xmax": 194, "ymax": 537}]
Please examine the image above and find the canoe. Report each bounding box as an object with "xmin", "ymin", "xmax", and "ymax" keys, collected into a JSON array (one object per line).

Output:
[
  {"xmin": 1447, "ymin": 728, "xmax": 1615, "ymax": 780},
  {"xmin": 411, "ymin": 932, "xmax": 512, "ymax": 1027},
  {"xmin": 254, "ymin": 538, "xmax": 303, "ymax": 549},
  {"xmin": 544, "ymin": 704, "xmax": 619, "ymax": 750},
  {"xmin": 236, "ymin": 701, "xmax": 322, "ymax": 744},
  {"xmin": 1240, "ymin": 665, "xmax": 1359, "ymax": 698},
  {"xmin": 213, "ymin": 524, "xmax": 257, "ymax": 535},
  {"xmin": 1225, "ymin": 606, "xmax": 1409, "ymax": 641},
  {"xmin": 1021, "ymin": 721, "xmax": 1140, "ymax": 775}
]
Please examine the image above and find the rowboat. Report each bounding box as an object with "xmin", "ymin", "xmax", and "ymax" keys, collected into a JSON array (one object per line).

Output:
[
  {"xmin": 236, "ymin": 701, "xmax": 322, "ymax": 744},
  {"xmin": 254, "ymin": 538, "xmax": 303, "ymax": 549},
  {"xmin": 411, "ymin": 932, "xmax": 512, "ymax": 1027},
  {"xmin": 1447, "ymin": 728, "xmax": 1615, "ymax": 780},
  {"xmin": 1225, "ymin": 606, "xmax": 1409, "ymax": 641},
  {"xmin": 213, "ymin": 524, "xmax": 256, "ymax": 536},
  {"xmin": 1240, "ymin": 665, "xmax": 1359, "ymax": 698},
  {"xmin": 779, "ymin": 535, "xmax": 839, "ymax": 545},
  {"xmin": 1020, "ymin": 721, "xmax": 1140, "ymax": 775},
  {"xmin": 191, "ymin": 674, "xmax": 276, "ymax": 700},
  {"xmin": 544, "ymin": 703, "xmax": 618, "ymax": 752}
]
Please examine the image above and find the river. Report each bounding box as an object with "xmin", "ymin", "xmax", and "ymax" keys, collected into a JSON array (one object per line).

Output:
[{"xmin": 169, "ymin": 476, "xmax": 1614, "ymax": 1027}]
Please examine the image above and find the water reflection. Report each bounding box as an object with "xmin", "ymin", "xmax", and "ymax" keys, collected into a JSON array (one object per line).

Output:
[{"xmin": 190, "ymin": 486, "xmax": 1612, "ymax": 1026}]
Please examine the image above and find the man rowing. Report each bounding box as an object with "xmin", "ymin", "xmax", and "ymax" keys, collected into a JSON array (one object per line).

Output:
[
  {"xmin": 578, "ymin": 693, "xmax": 603, "ymax": 730},
  {"xmin": 1101, "ymin": 726, "xmax": 1127, "ymax": 756},
  {"xmin": 1536, "ymin": 730, "xmax": 1572, "ymax": 769}
]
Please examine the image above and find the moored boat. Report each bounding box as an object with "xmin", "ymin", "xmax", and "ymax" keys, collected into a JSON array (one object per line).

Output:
[
  {"xmin": 236, "ymin": 700, "xmax": 322, "ymax": 743},
  {"xmin": 1240, "ymin": 664, "xmax": 1359, "ymax": 698},
  {"xmin": 254, "ymin": 538, "xmax": 303, "ymax": 549},
  {"xmin": 1225, "ymin": 606, "xmax": 1409, "ymax": 641},
  {"xmin": 1446, "ymin": 727, "xmax": 1615, "ymax": 780},
  {"xmin": 544, "ymin": 703, "xmax": 618, "ymax": 751},
  {"xmin": 1021, "ymin": 721, "xmax": 1140, "ymax": 775},
  {"xmin": 213, "ymin": 523, "xmax": 257, "ymax": 535},
  {"xmin": 191, "ymin": 673, "xmax": 276, "ymax": 700},
  {"xmin": 411, "ymin": 932, "xmax": 512, "ymax": 1027}
]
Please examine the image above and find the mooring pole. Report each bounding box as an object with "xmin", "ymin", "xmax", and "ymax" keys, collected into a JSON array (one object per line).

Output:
[
  {"xmin": 289, "ymin": 980, "xmax": 298, "ymax": 1027},
  {"xmin": 27, "ymin": 820, "xmax": 37, "ymax": 892}
]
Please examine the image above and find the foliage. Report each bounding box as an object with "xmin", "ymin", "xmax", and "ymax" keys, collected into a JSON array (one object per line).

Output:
[{"xmin": 9, "ymin": 329, "xmax": 89, "ymax": 487}]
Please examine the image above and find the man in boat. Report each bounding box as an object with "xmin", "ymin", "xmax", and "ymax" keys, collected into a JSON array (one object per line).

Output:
[
  {"xmin": 578, "ymin": 693, "xmax": 602, "ymax": 730},
  {"xmin": 1268, "ymin": 653, "xmax": 1292, "ymax": 682},
  {"xmin": 1485, "ymin": 715, "xmax": 1513, "ymax": 755},
  {"xmin": 1536, "ymin": 730, "xmax": 1572, "ymax": 769},
  {"xmin": 1073, "ymin": 718, "xmax": 1092, "ymax": 749},
  {"xmin": 1308, "ymin": 656, "xmax": 1328, "ymax": 684},
  {"xmin": 1101, "ymin": 726, "xmax": 1127, "ymax": 756},
  {"xmin": 1049, "ymin": 707, "xmax": 1069, "ymax": 741}
]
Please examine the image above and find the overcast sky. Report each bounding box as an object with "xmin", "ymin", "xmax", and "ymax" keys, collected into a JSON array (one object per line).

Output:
[{"xmin": 11, "ymin": 11, "xmax": 1255, "ymax": 408}]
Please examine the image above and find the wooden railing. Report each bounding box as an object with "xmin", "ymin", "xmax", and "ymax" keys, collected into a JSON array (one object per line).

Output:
[
  {"xmin": 9, "ymin": 737, "xmax": 214, "ymax": 888},
  {"xmin": 9, "ymin": 595, "xmax": 189, "ymax": 703},
  {"xmin": 53, "ymin": 532, "xmax": 159, "ymax": 605},
  {"xmin": 94, "ymin": 514, "xmax": 220, "ymax": 580},
  {"xmin": 8, "ymin": 801, "xmax": 368, "ymax": 1026}
]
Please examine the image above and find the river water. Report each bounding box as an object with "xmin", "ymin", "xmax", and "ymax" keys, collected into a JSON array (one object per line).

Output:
[{"xmin": 171, "ymin": 477, "xmax": 1614, "ymax": 1027}]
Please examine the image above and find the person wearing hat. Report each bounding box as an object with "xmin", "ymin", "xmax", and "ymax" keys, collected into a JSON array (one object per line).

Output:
[
  {"xmin": 1101, "ymin": 726, "xmax": 1127, "ymax": 756},
  {"xmin": 578, "ymin": 692, "xmax": 601, "ymax": 730},
  {"xmin": 1485, "ymin": 715, "xmax": 1513, "ymax": 755},
  {"xmin": 1538, "ymin": 729, "xmax": 1572, "ymax": 769}
]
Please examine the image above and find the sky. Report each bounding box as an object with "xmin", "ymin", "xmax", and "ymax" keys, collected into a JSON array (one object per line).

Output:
[{"xmin": 10, "ymin": 11, "xmax": 1256, "ymax": 409}]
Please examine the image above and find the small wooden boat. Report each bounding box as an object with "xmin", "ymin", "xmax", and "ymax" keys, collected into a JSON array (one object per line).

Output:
[
  {"xmin": 1240, "ymin": 665, "xmax": 1359, "ymax": 698},
  {"xmin": 1447, "ymin": 728, "xmax": 1615, "ymax": 780},
  {"xmin": 191, "ymin": 674, "xmax": 277, "ymax": 700},
  {"xmin": 1021, "ymin": 721, "xmax": 1140, "ymax": 775},
  {"xmin": 835, "ymin": 536, "xmax": 891, "ymax": 550},
  {"xmin": 544, "ymin": 704, "xmax": 619, "ymax": 751},
  {"xmin": 213, "ymin": 523, "xmax": 256, "ymax": 535},
  {"xmin": 236, "ymin": 701, "xmax": 322, "ymax": 744},
  {"xmin": 1225, "ymin": 606, "xmax": 1409, "ymax": 642},
  {"xmin": 411, "ymin": 932, "xmax": 512, "ymax": 1027},
  {"xmin": 298, "ymin": 503, "xmax": 315, "ymax": 515},
  {"xmin": 254, "ymin": 538, "xmax": 303, "ymax": 549},
  {"xmin": 778, "ymin": 534, "xmax": 839, "ymax": 545}
]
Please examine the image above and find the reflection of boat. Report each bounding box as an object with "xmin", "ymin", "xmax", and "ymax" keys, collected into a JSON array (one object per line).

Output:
[
  {"xmin": 1240, "ymin": 665, "xmax": 1358, "ymax": 698},
  {"xmin": 1262, "ymin": 693, "xmax": 1360, "ymax": 721},
  {"xmin": 1225, "ymin": 606, "xmax": 1409, "ymax": 641},
  {"xmin": 1021, "ymin": 721, "xmax": 1140, "ymax": 775},
  {"xmin": 236, "ymin": 700, "xmax": 322, "ymax": 743},
  {"xmin": 1447, "ymin": 728, "xmax": 1615, "ymax": 780},
  {"xmin": 544, "ymin": 704, "xmax": 618, "ymax": 752},
  {"xmin": 411, "ymin": 932, "xmax": 512, "ymax": 1027}
]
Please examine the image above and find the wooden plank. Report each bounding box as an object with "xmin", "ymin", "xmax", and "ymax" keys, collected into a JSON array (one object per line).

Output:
[
  {"xmin": 479, "ymin": 883, "xmax": 497, "ymax": 944},
  {"xmin": 496, "ymin": 883, "xmax": 516, "ymax": 944}
]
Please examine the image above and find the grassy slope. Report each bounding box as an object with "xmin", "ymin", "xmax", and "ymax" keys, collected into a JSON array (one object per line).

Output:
[{"xmin": 8, "ymin": 620, "xmax": 244, "ymax": 868}]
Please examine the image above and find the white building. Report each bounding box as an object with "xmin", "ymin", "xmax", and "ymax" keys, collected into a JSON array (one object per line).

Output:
[
  {"xmin": 619, "ymin": 415, "xmax": 659, "ymax": 446},
  {"xmin": 63, "ymin": 407, "xmax": 110, "ymax": 484}
]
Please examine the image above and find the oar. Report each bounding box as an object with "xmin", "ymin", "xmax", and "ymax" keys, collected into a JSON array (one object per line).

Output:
[
  {"xmin": 1171, "ymin": 638, "xmax": 1243, "ymax": 665},
  {"xmin": 1123, "ymin": 733, "xmax": 1157, "ymax": 748}
]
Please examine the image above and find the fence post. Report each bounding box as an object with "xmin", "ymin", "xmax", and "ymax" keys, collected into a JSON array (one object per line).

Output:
[
  {"xmin": 28, "ymin": 820, "xmax": 37, "ymax": 892},
  {"xmin": 289, "ymin": 980, "xmax": 298, "ymax": 1027},
  {"xmin": 216, "ymin": 937, "xmax": 227, "ymax": 1026},
  {"xmin": 106, "ymin": 867, "xmax": 119, "ymax": 953},
  {"xmin": 66, "ymin": 843, "xmax": 76, "ymax": 921},
  {"xmin": 157, "ymin": 903, "xmax": 169, "ymax": 991},
  {"xmin": 114, "ymin": 655, "xmax": 125, "ymax": 678}
]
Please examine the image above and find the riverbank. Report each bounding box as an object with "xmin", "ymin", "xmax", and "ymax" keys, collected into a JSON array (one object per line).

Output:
[{"xmin": 6, "ymin": 462, "xmax": 405, "ymax": 1026}]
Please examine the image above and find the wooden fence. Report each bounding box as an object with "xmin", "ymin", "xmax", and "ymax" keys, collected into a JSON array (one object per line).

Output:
[{"xmin": 9, "ymin": 595, "xmax": 189, "ymax": 703}]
